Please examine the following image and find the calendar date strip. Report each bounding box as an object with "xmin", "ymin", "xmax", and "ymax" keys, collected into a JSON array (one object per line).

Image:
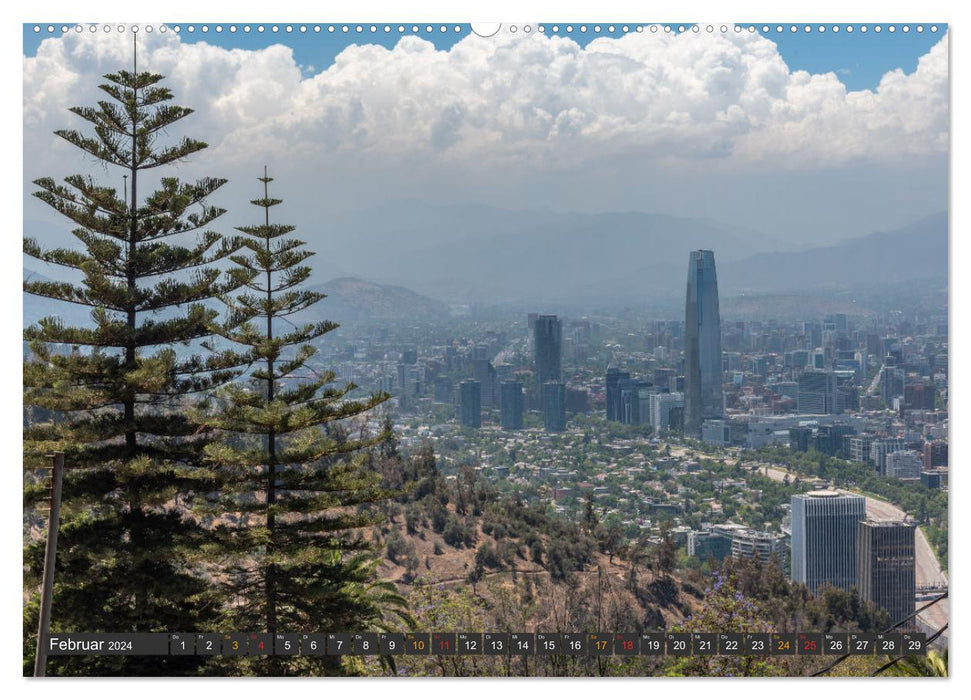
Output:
[{"xmin": 45, "ymin": 631, "xmax": 927, "ymax": 657}]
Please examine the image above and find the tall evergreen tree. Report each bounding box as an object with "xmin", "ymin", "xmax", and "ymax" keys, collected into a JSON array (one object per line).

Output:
[
  {"xmin": 198, "ymin": 169, "xmax": 410, "ymax": 675},
  {"xmin": 23, "ymin": 46, "xmax": 242, "ymax": 675}
]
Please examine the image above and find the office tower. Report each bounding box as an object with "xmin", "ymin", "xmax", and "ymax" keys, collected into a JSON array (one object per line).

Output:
[
  {"xmin": 789, "ymin": 426, "xmax": 813, "ymax": 452},
  {"xmin": 885, "ymin": 450, "xmax": 923, "ymax": 480},
  {"xmin": 684, "ymin": 250, "xmax": 724, "ymax": 433},
  {"xmin": 605, "ymin": 367, "xmax": 630, "ymax": 421},
  {"xmin": 749, "ymin": 355, "xmax": 769, "ymax": 378},
  {"xmin": 812, "ymin": 349, "xmax": 827, "ymax": 369},
  {"xmin": 797, "ymin": 369, "xmax": 840, "ymax": 414},
  {"xmin": 790, "ymin": 491, "xmax": 866, "ymax": 594},
  {"xmin": 650, "ymin": 392, "xmax": 685, "ymax": 433},
  {"xmin": 400, "ymin": 348, "xmax": 418, "ymax": 365},
  {"xmin": 472, "ymin": 358, "xmax": 497, "ymax": 408},
  {"xmin": 533, "ymin": 315, "xmax": 562, "ymax": 387},
  {"xmin": 499, "ymin": 381, "xmax": 524, "ymax": 430},
  {"xmin": 871, "ymin": 438, "xmax": 906, "ymax": 475},
  {"xmin": 848, "ymin": 435, "xmax": 874, "ymax": 463},
  {"xmin": 923, "ymin": 441, "xmax": 948, "ymax": 469},
  {"xmin": 542, "ymin": 381, "xmax": 566, "ymax": 432},
  {"xmin": 619, "ymin": 377, "xmax": 652, "ymax": 425},
  {"xmin": 881, "ymin": 367, "xmax": 905, "ymax": 406},
  {"xmin": 652, "ymin": 367, "xmax": 676, "ymax": 389},
  {"xmin": 835, "ymin": 372, "xmax": 859, "ymax": 412},
  {"xmin": 459, "ymin": 379, "xmax": 481, "ymax": 428},
  {"xmin": 921, "ymin": 470, "xmax": 947, "ymax": 489},
  {"xmin": 494, "ymin": 363, "xmax": 515, "ymax": 382},
  {"xmin": 904, "ymin": 382, "xmax": 936, "ymax": 412},
  {"xmin": 803, "ymin": 322, "xmax": 823, "ymax": 349},
  {"xmin": 788, "ymin": 349, "xmax": 810, "ymax": 371},
  {"xmin": 814, "ymin": 424, "xmax": 855, "ymax": 456},
  {"xmin": 856, "ymin": 520, "xmax": 916, "ymax": 627},
  {"xmin": 433, "ymin": 376, "xmax": 452, "ymax": 404}
]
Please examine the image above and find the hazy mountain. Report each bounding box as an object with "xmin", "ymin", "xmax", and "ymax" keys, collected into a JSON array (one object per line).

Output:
[
  {"xmin": 23, "ymin": 209, "xmax": 946, "ymax": 323},
  {"xmin": 321, "ymin": 202, "xmax": 782, "ymax": 303},
  {"xmin": 307, "ymin": 277, "xmax": 449, "ymax": 323},
  {"xmin": 577, "ymin": 212, "xmax": 947, "ymax": 309},
  {"xmin": 718, "ymin": 212, "xmax": 947, "ymax": 296},
  {"xmin": 23, "ymin": 268, "xmax": 448, "ymax": 329}
]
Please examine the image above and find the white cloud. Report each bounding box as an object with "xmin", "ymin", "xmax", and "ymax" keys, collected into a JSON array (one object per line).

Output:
[{"xmin": 23, "ymin": 28, "xmax": 948, "ymax": 176}]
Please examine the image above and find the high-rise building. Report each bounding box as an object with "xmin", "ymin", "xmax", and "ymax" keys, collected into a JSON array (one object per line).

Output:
[
  {"xmin": 534, "ymin": 315, "xmax": 562, "ymax": 387},
  {"xmin": 789, "ymin": 426, "xmax": 813, "ymax": 452},
  {"xmin": 605, "ymin": 367, "xmax": 630, "ymax": 422},
  {"xmin": 904, "ymin": 382, "xmax": 936, "ymax": 412},
  {"xmin": 856, "ymin": 520, "xmax": 916, "ymax": 627},
  {"xmin": 459, "ymin": 379, "xmax": 481, "ymax": 428},
  {"xmin": 871, "ymin": 438, "xmax": 907, "ymax": 476},
  {"xmin": 814, "ymin": 424, "xmax": 856, "ymax": 456},
  {"xmin": 619, "ymin": 377, "xmax": 652, "ymax": 425},
  {"xmin": 684, "ymin": 250, "xmax": 723, "ymax": 433},
  {"xmin": 880, "ymin": 367, "xmax": 905, "ymax": 406},
  {"xmin": 885, "ymin": 450, "xmax": 923, "ymax": 480},
  {"xmin": 472, "ymin": 358, "xmax": 497, "ymax": 408},
  {"xmin": 542, "ymin": 381, "xmax": 566, "ymax": 432},
  {"xmin": 433, "ymin": 376, "xmax": 452, "ymax": 404},
  {"xmin": 499, "ymin": 381, "xmax": 524, "ymax": 430},
  {"xmin": 791, "ymin": 491, "xmax": 866, "ymax": 594},
  {"xmin": 797, "ymin": 370, "xmax": 840, "ymax": 414},
  {"xmin": 651, "ymin": 392, "xmax": 685, "ymax": 433},
  {"xmin": 923, "ymin": 441, "xmax": 948, "ymax": 469},
  {"xmin": 847, "ymin": 435, "xmax": 874, "ymax": 463}
]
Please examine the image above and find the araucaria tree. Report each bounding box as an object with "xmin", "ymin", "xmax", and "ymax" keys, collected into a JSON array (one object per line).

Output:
[
  {"xmin": 199, "ymin": 169, "xmax": 410, "ymax": 674},
  {"xmin": 23, "ymin": 54, "xmax": 241, "ymax": 675}
]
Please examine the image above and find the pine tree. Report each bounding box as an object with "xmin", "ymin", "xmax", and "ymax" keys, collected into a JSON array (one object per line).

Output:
[
  {"xmin": 197, "ymin": 169, "xmax": 410, "ymax": 675},
  {"xmin": 22, "ymin": 45, "xmax": 242, "ymax": 675}
]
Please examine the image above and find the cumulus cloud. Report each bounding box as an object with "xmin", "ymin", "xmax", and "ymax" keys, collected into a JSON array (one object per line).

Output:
[{"xmin": 23, "ymin": 27, "xmax": 948, "ymax": 176}]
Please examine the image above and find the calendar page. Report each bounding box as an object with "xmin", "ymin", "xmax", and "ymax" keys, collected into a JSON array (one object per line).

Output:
[{"xmin": 22, "ymin": 16, "xmax": 949, "ymax": 681}]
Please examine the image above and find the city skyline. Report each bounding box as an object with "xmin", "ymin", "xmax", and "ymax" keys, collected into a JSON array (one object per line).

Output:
[{"xmin": 21, "ymin": 19, "xmax": 949, "ymax": 677}]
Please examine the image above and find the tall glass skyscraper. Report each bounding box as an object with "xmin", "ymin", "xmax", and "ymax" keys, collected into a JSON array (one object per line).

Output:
[
  {"xmin": 533, "ymin": 315, "xmax": 562, "ymax": 387},
  {"xmin": 791, "ymin": 491, "xmax": 866, "ymax": 594},
  {"xmin": 542, "ymin": 381, "xmax": 566, "ymax": 432},
  {"xmin": 499, "ymin": 381, "xmax": 524, "ymax": 430},
  {"xmin": 459, "ymin": 379, "xmax": 481, "ymax": 428},
  {"xmin": 856, "ymin": 520, "xmax": 916, "ymax": 627},
  {"xmin": 684, "ymin": 250, "xmax": 724, "ymax": 433}
]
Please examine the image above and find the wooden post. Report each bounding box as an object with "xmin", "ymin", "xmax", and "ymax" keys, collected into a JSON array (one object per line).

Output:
[{"xmin": 34, "ymin": 452, "xmax": 65, "ymax": 677}]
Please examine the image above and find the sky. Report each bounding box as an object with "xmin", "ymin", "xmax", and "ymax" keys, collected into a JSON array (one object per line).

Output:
[
  {"xmin": 22, "ymin": 23, "xmax": 944, "ymax": 93},
  {"xmin": 22, "ymin": 22, "xmax": 949, "ymax": 251}
]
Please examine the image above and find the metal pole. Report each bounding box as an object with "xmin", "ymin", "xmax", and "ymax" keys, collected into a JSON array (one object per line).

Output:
[{"xmin": 34, "ymin": 452, "xmax": 65, "ymax": 677}]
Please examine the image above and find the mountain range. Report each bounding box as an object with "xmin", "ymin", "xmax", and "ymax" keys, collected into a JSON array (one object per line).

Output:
[{"xmin": 23, "ymin": 208, "xmax": 946, "ymax": 324}]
